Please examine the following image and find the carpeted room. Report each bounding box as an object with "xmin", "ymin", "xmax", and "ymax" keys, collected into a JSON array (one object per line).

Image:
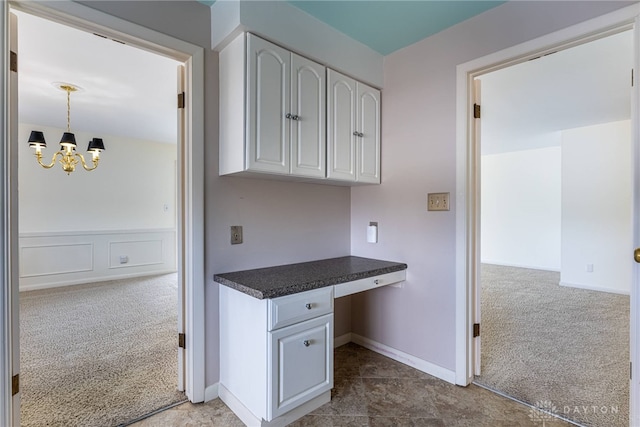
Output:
[
  {"xmin": 476, "ymin": 29, "xmax": 632, "ymax": 427},
  {"xmin": 15, "ymin": 9, "xmax": 184, "ymax": 426},
  {"xmin": 20, "ymin": 274, "xmax": 185, "ymax": 426}
]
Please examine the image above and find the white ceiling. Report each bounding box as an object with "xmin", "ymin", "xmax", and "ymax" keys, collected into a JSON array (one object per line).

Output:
[
  {"xmin": 16, "ymin": 10, "xmax": 180, "ymax": 145},
  {"xmin": 480, "ymin": 30, "xmax": 633, "ymax": 155},
  {"xmin": 15, "ymin": 9, "xmax": 632, "ymax": 152}
]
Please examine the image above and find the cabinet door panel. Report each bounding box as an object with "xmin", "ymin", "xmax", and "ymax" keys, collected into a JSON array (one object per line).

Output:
[
  {"xmin": 327, "ymin": 70, "xmax": 356, "ymax": 181},
  {"xmin": 268, "ymin": 314, "xmax": 333, "ymax": 420},
  {"xmin": 357, "ymin": 83, "xmax": 381, "ymax": 184},
  {"xmin": 247, "ymin": 35, "xmax": 290, "ymax": 173},
  {"xmin": 291, "ymin": 54, "xmax": 326, "ymax": 178}
]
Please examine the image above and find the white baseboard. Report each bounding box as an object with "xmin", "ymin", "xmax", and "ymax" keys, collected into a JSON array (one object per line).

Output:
[
  {"xmin": 219, "ymin": 384, "xmax": 329, "ymax": 427},
  {"xmin": 334, "ymin": 332, "xmax": 352, "ymax": 348},
  {"xmin": 19, "ymin": 269, "xmax": 177, "ymax": 292},
  {"xmin": 559, "ymin": 281, "xmax": 629, "ymax": 295},
  {"xmin": 481, "ymin": 261, "xmax": 560, "ymax": 272},
  {"xmin": 219, "ymin": 383, "xmax": 261, "ymax": 426},
  {"xmin": 204, "ymin": 383, "xmax": 219, "ymax": 403},
  {"xmin": 350, "ymin": 333, "xmax": 456, "ymax": 384}
]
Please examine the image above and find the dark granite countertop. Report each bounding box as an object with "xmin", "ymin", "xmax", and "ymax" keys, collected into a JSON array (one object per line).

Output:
[{"xmin": 214, "ymin": 256, "xmax": 408, "ymax": 299}]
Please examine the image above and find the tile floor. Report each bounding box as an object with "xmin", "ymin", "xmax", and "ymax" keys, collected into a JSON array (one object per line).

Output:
[{"xmin": 131, "ymin": 343, "xmax": 573, "ymax": 427}]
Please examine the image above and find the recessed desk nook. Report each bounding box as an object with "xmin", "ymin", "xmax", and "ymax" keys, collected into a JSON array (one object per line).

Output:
[{"xmin": 215, "ymin": 256, "xmax": 407, "ymax": 427}]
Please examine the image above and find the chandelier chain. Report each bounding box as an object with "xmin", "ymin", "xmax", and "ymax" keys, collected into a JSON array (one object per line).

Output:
[{"xmin": 66, "ymin": 88, "xmax": 71, "ymax": 132}]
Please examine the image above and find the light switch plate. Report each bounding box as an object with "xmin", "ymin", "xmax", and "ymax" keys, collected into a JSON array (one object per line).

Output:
[{"xmin": 427, "ymin": 193, "xmax": 450, "ymax": 211}]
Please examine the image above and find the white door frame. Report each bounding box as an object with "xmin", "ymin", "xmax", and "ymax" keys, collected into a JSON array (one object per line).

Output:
[
  {"xmin": 0, "ymin": 1, "xmax": 206, "ymax": 421},
  {"xmin": 455, "ymin": 0, "xmax": 640, "ymax": 420},
  {"xmin": 2, "ymin": 4, "xmax": 20, "ymax": 426}
]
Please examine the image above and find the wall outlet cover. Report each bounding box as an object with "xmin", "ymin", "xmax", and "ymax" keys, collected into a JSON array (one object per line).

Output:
[{"xmin": 230, "ymin": 225, "xmax": 243, "ymax": 244}]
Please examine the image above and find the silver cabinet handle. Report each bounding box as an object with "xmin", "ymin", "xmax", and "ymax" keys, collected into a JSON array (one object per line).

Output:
[
  {"xmin": 292, "ymin": 115, "xmax": 300, "ymax": 121},
  {"xmin": 374, "ymin": 279, "xmax": 380, "ymax": 285},
  {"xmin": 305, "ymin": 303, "xmax": 312, "ymax": 310},
  {"xmin": 285, "ymin": 113, "xmax": 292, "ymax": 119},
  {"xmin": 303, "ymin": 340, "xmax": 311, "ymax": 347}
]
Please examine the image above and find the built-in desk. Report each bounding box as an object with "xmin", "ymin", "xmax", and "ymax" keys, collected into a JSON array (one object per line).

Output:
[
  {"xmin": 215, "ymin": 256, "xmax": 407, "ymax": 427},
  {"xmin": 214, "ymin": 256, "xmax": 408, "ymax": 299}
]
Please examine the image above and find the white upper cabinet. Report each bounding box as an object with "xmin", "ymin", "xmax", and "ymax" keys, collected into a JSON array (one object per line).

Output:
[
  {"xmin": 291, "ymin": 54, "xmax": 326, "ymax": 178},
  {"xmin": 219, "ymin": 33, "xmax": 380, "ymax": 185},
  {"xmin": 247, "ymin": 35, "xmax": 291, "ymax": 174},
  {"xmin": 327, "ymin": 69, "xmax": 381, "ymax": 184},
  {"xmin": 220, "ymin": 33, "xmax": 326, "ymax": 179},
  {"xmin": 327, "ymin": 71, "xmax": 357, "ymax": 181},
  {"xmin": 357, "ymin": 83, "xmax": 381, "ymax": 183}
]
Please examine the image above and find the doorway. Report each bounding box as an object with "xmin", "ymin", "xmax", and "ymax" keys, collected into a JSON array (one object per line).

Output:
[
  {"xmin": 2, "ymin": 1, "xmax": 206, "ymax": 425},
  {"xmin": 476, "ymin": 35, "xmax": 632, "ymax": 426},
  {"xmin": 455, "ymin": 6, "xmax": 640, "ymax": 427},
  {"xmin": 14, "ymin": 8, "xmax": 184, "ymax": 426}
]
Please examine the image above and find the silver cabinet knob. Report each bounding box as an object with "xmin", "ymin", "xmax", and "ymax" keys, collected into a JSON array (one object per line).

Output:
[
  {"xmin": 374, "ymin": 279, "xmax": 380, "ymax": 285},
  {"xmin": 303, "ymin": 340, "xmax": 311, "ymax": 347},
  {"xmin": 285, "ymin": 113, "xmax": 292, "ymax": 119},
  {"xmin": 292, "ymin": 115, "xmax": 300, "ymax": 121},
  {"xmin": 359, "ymin": 132, "xmax": 364, "ymax": 137},
  {"xmin": 305, "ymin": 303, "xmax": 312, "ymax": 310},
  {"xmin": 353, "ymin": 131, "xmax": 359, "ymax": 136}
]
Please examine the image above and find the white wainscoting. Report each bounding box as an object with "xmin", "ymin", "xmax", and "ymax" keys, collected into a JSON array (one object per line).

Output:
[{"xmin": 19, "ymin": 229, "xmax": 177, "ymax": 291}]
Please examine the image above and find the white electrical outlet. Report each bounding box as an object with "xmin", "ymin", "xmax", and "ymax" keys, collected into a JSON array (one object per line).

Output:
[
  {"xmin": 230, "ymin": 226, "xmax": 243, "ymax": 245},
  {"xmin": 427, "ymin": 193, "xmax": 450, "ymax": 211}
]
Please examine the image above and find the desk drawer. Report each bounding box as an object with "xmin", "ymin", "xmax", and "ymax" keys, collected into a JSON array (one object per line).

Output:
[
  {"xmin": 334, "ymin": 270, "xmax": 406, "ymax": 298},
  {"xmin": 268, "ymin": 287, "xmax": 333, "ymax": 331}
]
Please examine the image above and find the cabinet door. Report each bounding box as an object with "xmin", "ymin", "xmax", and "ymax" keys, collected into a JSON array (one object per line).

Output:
[
  {"xmin": 247, "ymin": 34, "xmax": 290, "ymax": 174},
  {"xmin": 291, "ymin": 54, "xmax": 326, "ymax": 178},
  {"xmin": 268, "ymin": 314, "xmax": 333, "ymax": 420},
  {"xmin": 356, "ymin": 82, "xmax": 381, "ymax": 184},
  {"xmin": 327, "ymin": 69, "xmax": 357, "ymax": 181}
]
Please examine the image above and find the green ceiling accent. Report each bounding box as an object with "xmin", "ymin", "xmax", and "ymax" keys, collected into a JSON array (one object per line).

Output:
[{"xmin": 204, "ymin": 1, "xmax": 505, "ymax": 55}]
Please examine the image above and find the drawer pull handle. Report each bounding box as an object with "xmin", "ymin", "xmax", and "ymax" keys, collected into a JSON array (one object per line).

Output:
[
  {"xmin": 303, "ymin": 340, "xmax": 311, "ymax": 347},
  {"xmin": 305, "ymin": 303, "xmax": 312, "ymax": 310},
  {"xmin": 374, "ymin": 279, "xmax": 380, "ymax": 285}
]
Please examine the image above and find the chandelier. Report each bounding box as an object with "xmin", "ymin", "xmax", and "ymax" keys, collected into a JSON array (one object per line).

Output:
[{"xmin": 27, "ymin": 83, "xmax": 105, "ymax": 174}]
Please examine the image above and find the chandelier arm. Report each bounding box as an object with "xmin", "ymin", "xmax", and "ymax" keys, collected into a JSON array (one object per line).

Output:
[
  {"xmin": 35, "ymin": 151, "xmax": 63, "ymax": 169},
  {"xmin": 75, "ymin": 153, "xmax": 99, "ymax": 172}
]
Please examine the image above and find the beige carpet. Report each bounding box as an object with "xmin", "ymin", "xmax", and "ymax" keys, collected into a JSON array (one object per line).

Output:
[
  {"xmin": 20, "ymin": 273, "xmax": 186, "ymax": 427},
  {"xmin": 475, "ymin": 264, "xmax": 629, "ymax": 427}
]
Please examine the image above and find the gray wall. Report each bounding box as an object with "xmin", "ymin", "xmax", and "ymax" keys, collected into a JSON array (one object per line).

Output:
[
  {"xmin": 83, "ymin": 0, "xmax": 352, "ymax": 387},
  {"xmin": 349, "ymin": 1, "xmax": 634, "ymax": 371},
  {"xmin": 81, "ymin": 0, "xmax": 634, "ymax": 386}
]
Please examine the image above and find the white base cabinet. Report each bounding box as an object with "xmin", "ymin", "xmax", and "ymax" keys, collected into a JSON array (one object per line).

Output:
[
  {"xmin": 269, "ymin": 314, "xmax": 333, "ymax": 419},
  {"xmin": 219, "ymin": 285, "xmax": 334, "ymax": 425}
]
